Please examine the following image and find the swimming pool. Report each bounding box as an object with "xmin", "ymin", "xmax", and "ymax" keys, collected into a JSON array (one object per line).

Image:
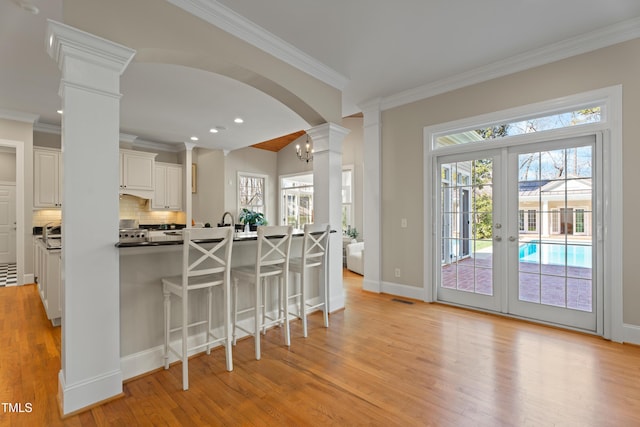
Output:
[{"xmin": 519, "ymin": 241, "xmax": 592, "ymax": 268}]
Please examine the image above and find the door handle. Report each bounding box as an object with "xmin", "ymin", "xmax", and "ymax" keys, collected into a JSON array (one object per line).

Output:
[
  {"xmin": 495, "ymin": 236, "xmax": 502, "ymax": 242},
  {"xmin": 508, "ymin": 236, "xmax": 516, "ymax": 242}
]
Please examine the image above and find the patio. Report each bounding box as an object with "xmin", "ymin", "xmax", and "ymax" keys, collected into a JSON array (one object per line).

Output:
[{"xmin": 442, "ymin": 254, "xmax": 592, "ymax": 312}]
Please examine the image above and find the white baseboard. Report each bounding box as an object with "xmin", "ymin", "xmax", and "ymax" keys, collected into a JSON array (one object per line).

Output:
[
  {"xmin": 623, "ymin": 323, "xmax": 640, "ymax": 345},
  {"xmin": 375, "ymin": 282, "xmax": 640, "ymax": 346},
  {"xmin": 58, "ymin": 368, "xmax": 123, "ymax": 415},
  {"xmin": 121, "ymin": 309, "xmax": 307, "ymax": 380},
  {"xmin": 23, "ymin": 273, "xmax": 34, "ymax": 285},
  {"xmin": 381, "ymin": 280, "xmax": 424, "ymax": 301},
  {"xmin": 362, "ymin": 278, "xmax": 381, "ymax": 293}
]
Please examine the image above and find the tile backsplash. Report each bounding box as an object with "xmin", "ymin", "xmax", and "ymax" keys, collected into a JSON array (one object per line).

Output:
[
  {"xmin": 119, "ymin": 194, "xmax": 186, "ymax": 225},
  {"xmin": 32, "ymin": 195, "xmax": 186, "ymax": 228},
  {"xmin": 32, "ymin": 210, "xmax": 62, "ymax": 227}
]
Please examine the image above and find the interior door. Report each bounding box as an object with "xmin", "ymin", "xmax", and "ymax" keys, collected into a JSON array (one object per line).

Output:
[
  {"xmin": 0, "ymin": 184, "xmax": 17, "ymax": 264},
  {"xmin": 436, "ymin": 150, "xmax": 503, "ymax": 312},
  {"xmin": 507, "ymin": 136, "xmax": 598, "ymax": 331}
]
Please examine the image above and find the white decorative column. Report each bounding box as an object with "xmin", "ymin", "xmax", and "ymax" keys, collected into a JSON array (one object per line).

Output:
[
  {"xmin": 308, "ymin": 123, "xmax": 349, "ymax": 312},
  {"xmin": 46, "ymin": 20, "xmax": 135, "ymax": 415},
  {"xmin": 184, "ymin": 142, "xmax": 196, "ymax": 228},
  {"xmin": 360, "ymin": 99, "xmax": 382, "ymax": 293}
]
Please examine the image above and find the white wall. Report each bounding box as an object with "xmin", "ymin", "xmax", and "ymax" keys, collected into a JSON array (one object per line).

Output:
[
  {"xmin": 341, "ymin": 117, "xmax": 364, "ymax": 239},
  {"xmin": 192, "ymin": 147, "xmax": 225, "ymax": 226},
  {"xmin": 379, "ymin": 38, "xmax": 640, "ymax": 327},
  {"xmin": 224, "ymin": 147, "xmax": 278, "ymax": 225}
]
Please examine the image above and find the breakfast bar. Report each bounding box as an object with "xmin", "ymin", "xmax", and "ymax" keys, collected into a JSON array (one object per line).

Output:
[{"xmin": 117, "ymin": 230, "xmax": 324, "ymax": 380}]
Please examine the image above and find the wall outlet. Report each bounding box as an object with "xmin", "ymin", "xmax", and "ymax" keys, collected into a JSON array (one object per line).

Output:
[
  {"xmin": 394, "ymin": 268, "xmax": 401, "ymax": 278},
  {"xmin": 401, "ymin": 218, "xmax": 407, "ymax": 228}
]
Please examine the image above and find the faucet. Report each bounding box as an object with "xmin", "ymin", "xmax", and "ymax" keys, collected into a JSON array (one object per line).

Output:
[{"xmin": 219, "ymin": 211, "xmax": 235, "ymax": 228}]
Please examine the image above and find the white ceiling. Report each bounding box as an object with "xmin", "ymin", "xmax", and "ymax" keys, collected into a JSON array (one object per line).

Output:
[{"xmin": 2, "ymin": 0, "xmax": 640, "ymax": 150}]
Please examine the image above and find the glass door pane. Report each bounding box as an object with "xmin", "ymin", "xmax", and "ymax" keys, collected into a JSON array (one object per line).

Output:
[
  {"xmin": 509, "ymin": 137, "xmax": 596, "ymax": 331},
  {"xmin": 437, "ymin": 152, "xmax": 501, "ymax": 311}
]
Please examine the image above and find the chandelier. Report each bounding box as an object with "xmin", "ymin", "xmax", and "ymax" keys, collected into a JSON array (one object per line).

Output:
[{"xmin": 295, "ymin": 134, "xmax": 313, "ymax": 163}]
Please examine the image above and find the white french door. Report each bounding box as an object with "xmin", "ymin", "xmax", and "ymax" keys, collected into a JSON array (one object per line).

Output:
[
  {"xmin": 436, "ymin": 135, "xmax": 600, "ymax": 332},
  {"xmin": 507, "ymin": 136, "xmax": 598, "ymax": 331},
  {"xmin": 437, "ymin": 149, "xmax": 503, "ymax": 312}
]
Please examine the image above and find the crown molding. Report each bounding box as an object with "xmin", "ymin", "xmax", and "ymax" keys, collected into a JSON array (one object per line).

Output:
[
  {"xmin": 166, "ymin": 0, "xmax": 349, "ymax": 90},
  {"xmin": 34, "ymin": 122, "xmax": 61, "ymax": 135},
  {"xmin": 0, "ymin": 109, "xmax": 39, "ymax": 124},
  {"xmin": 32, "ymin": 122, "xmax": 180, "ymax": 152},
  {"xmin": 380, "ymin": 16, "xmax": 640, "ymax": 111},
  {"xmin": 134, "ymin": 139, "xmax": 183, "ymax": 153},
  {"xmin": 119, "ymin": 133, "xmax": 137, "ymax": 144}
]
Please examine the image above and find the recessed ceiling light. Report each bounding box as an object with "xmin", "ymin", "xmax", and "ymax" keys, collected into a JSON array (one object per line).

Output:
[
  {"xmin": 209, "ymin": 128, "xmax": 219, "ymax": 134},
  {"xmin": 234, "ymin": 117, "xmax": 244, "ymax": 124},
  {"xmin": 190, "ymin": 136, "xmax": 199, "ymax": 141},
  {"xmin": 57, "ymin": 110, "xmax": 63, "ymax": 114}
]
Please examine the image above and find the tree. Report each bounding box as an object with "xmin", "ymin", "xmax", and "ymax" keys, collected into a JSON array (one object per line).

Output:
[{"xmin": 475, "ymin": 124, "xmax": 509, "ymax": 140}]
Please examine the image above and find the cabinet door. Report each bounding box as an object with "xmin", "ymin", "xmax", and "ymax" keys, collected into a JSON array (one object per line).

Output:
[
  {"xmin": 47, "ymin": 252, "xmax": 61, "ymax": 324},
  {"xmin": 152, "ymin": 165, "xmax": 167, "ymax": 209},
  {"xmin": 122, "ymin": 152, "xmax": 154, "ymax": 191},
  {"xmin": 34, "ymin": 149, "xmax": 61, "ymax": 208},
  {"xmin": 166, "ymin": 165, "xmax": 183, "ymax": 210}
]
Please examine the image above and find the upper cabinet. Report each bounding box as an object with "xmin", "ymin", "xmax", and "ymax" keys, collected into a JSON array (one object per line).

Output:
[
  {"xmin": 120, "ymin": 149, "xmax": 157, "ymax": 192},
  {"xmin": 34, "ymin": 148, "xmax": 62, "ymax": 208},
  {"xmin": 152, "ymin": 162, "xmax": 183, "ymax": 210}
]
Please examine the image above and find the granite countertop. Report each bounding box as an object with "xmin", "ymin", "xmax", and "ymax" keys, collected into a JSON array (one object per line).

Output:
[{"xmin": 115, "ymin": 229, "xmax": 332, "ymax": 248}]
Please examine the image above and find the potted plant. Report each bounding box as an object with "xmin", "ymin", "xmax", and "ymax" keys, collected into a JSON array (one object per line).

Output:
[
  {"xmin": 238, "ymin": 208, "xmax": 267, "ymax": 231},
  {"xmin": 346, "ymin": 226, "xmax": 359, "ymax": 242}
]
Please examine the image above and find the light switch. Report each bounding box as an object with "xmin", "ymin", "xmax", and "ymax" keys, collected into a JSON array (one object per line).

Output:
[{"xmin": 401, "ymin": 218, "xmax": 407, "ymax": 228}]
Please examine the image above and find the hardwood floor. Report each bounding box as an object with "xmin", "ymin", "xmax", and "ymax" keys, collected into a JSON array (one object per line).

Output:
[{"xmin": 2, "ymin": 271, "xmax": 640, "ymax": 426}]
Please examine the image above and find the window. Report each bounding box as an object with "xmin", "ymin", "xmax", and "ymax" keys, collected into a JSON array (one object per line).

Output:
[
  {"xmin": 238, "ymin": 173, "xmax": 266, "ymax": 215},
  {"xmin": 527, "ymin": 210, "xmax": 537, "ymax": 232},
  {"xmin": 342, "ymin": 166, "xmax": 354, "ymax": 233},
  {"xmin": 551, "ymin": 210, "xmax": 560, "ymax": 234},
  {"xmin": 435, "ymin": 106, "xmax": 602, "ymax": 149},
  {"xmin": 279, "ymin": 168, "xmax": 355, "ymax": 232},
  {"xmin": 281, "ymin": 173, "xmax": 313, "ymax": 228}
]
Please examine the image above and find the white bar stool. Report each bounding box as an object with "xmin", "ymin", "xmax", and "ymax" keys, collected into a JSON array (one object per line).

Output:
[
  {"xmin": 232, "ymin": 225, "xmax": 293, "ymax": 360},
  {"xmin": 288, "ymin": 223, "xmax": 330, "ymax": 337},
  {"xmin": 161, "ymin": 227, "xmax": 234, "ymax": 390}
]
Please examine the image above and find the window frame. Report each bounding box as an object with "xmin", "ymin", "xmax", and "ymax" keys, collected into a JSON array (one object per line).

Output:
[{"xmin": 237, "ymin": 172, "xmax": 268, "ymax": 219}]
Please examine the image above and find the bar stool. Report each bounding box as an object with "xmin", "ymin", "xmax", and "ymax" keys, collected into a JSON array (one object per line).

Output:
[
  {"xmin": 232, "ymin": 225, "xmax": 293, "ymax": 360},
  {"xmin": 162, "ymin": 227, "xmax": 234, "ymax": 390},
  {"xmin": 288, "ymin": 223, "xmax": 330, "ymax": 337}
]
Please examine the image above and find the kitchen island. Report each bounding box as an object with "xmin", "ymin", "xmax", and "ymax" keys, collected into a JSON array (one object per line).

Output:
[{"xmin": 118, "ymin": 230, "xmax": 326, "ymax": 379}]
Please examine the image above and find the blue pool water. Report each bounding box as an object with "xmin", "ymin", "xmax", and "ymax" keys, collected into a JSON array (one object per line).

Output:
[{"xmin": 519, "ymin": 241, "xmax": 592, "ymax": 268}]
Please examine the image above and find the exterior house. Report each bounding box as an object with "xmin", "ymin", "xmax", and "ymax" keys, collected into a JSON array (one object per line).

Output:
[{"xmin": 519, "ymin": 178, "xmax": 593, "ymax": 239}]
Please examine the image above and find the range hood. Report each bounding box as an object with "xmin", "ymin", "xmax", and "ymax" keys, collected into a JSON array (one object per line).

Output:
[{"xmin": 119, "ymin": 189, "xmax": 152, "ymax": 201}]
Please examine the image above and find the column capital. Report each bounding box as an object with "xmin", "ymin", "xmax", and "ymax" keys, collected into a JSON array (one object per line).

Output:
[
  {"xmin": 46, "ymin": 20, "xmax": 136, "ymax": 75},
  {"xmin": 306, "ymin": 122, "xmax": 350, "ymax": 153},
  {"xmin": 183, "ymin": 142, "xmax": 197, "ymax": 152}
]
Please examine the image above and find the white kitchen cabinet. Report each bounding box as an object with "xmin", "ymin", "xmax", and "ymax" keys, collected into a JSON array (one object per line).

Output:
[
  {"xmin": 120, "ymin": 149, "xmax": 156, "ymax": 192},
  {"xmin": 152, "ymin": 162, "xmax": 183, "ymax": 210},
  {"xmin": 34, "ymin": 238, "xmax": 61, "ymax": 326},
  {"xmin": 34, "ymin": 148, "xmax": 62, "ymax": 208}
]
